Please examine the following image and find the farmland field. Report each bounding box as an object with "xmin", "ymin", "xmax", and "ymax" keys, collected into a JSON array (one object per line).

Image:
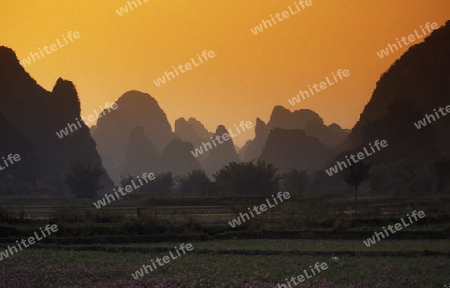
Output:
[
  {"xmin": 1, "ymin": 195, "xmax": 449, "ymax": 287},
  {"xmin": 1, "ymin": 240, "xmax": 449, "ymax": 287}
]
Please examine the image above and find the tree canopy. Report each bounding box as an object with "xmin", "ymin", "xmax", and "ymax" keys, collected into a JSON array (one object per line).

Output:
[
  {"xmin": 65, "ymin": 161, "xmax": 104, "ymax": 198},
  {"xmin": 213, "ymin": 160, "xmax": 280, "ymax": 196}
]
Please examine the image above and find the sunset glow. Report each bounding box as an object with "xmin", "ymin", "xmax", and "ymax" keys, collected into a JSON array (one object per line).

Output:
[{"xmin": 2, "ymin": 0, "xmax": 449, "ymax": 145}]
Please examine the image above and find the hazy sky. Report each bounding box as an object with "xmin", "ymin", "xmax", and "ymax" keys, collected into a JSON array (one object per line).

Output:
[{"xmin": 1, "ymin": 0, "xmax": 449, "ymax": 146}]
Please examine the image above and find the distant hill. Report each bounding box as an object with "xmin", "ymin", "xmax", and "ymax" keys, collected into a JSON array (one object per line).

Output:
[
  {"xmin": 175, "ymin": 117, "xmax": 213, "ymax": 162},
  {"xmin": 160, "ymin": 139, "xmax": 202, "ymax": 176},
  {"xmin": 202, "ymin": 125, "xmax": 240, "ymax": 177},
  {"xmin": 239, "ymin": 118, "xmax": 270, "ymax": 162},
  {"xmin": 346, "ymin": 20, "xmax": 450, "ymax": 161},
  {"xmin": 259, "ymin": 128, "xmax": 333, "ymax": 173},
  {"xmin": 240, "ymin": 106, "xmax": 349, "ymax": 162},
  {"xmin": 122, "ymin": 126, "xmax": 160, "ymax": 177},
  {"xmin": 91, "ymin": 91, "xmax": 175, "ymax": 182},
  {"xmin": 0, "ymin": 46, "xmax": 113, "ymax": 192}
]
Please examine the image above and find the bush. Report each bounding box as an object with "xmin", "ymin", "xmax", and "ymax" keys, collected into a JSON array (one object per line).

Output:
[
  {"xmin": 369, "ymin": 160, "xmax": 435, "ymax": 195},
  {"xmin": 0, "ymin": 206, "xmax": 12, "ymax": 222},
  {"xmin": 51, "ymin": 206, "xmax": 123, "ymax": 224},
  {"xmin": 332, "ymin": 219, "xmax": 349, "ymax": 231},
  {"xmin": 214, "ymin": 160, "xmax": 280, "ymax": 196},
  {"xmin": 65, "ymin": 161, "xmax": 104, "ymax": 198}
]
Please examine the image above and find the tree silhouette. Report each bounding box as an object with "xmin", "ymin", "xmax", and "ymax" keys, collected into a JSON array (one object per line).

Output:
[
  {"xmin": 281, "ymin": 168, "xmax": 310, "ymax": 195},
  {"xmin": 213, "ymin": 160, "xmax": 280, "ymax": 196},
  {"xmin": 343, "ymin": 161, "xmax": 371, "ymax": 203},
  {"xmin": 64, "ymin": 161, "xmax": 104, "ymax": 198},
  {"xmin": 145, "ymin": 172, "xmax": 173, "ymax": 196},
  {"xmin": 176, "ymin": 170, "xmax": 213, "ymax": 196},
  {"xmin": 119, "ymin": 174, "xmax": 144, "ymax": 193},
  {"xmin": 435, "ymin": 159, "xmax": 450, "ymax": 193}
]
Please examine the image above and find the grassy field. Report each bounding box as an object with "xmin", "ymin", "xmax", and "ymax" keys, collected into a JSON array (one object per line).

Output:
[
  {"xmin": 1, "ymin": 195, "xmax": 449, "ymax": 287},
  {"xmin": 1, "ymin": 194, "xmax": 449, "ymax": 224},
  {"xmin": 1, "ymin": 240, "xmax": 449, "ymax": 287},
  {"xmin": 32, "ymin": 239, "xmax": 450, "ymax": 254}
]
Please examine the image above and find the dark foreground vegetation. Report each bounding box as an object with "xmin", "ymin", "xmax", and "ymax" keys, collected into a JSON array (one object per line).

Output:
[
  {"xmin": 1, "ymin": 193, "xmax": 449, "ymax": 287},
  {"xmin": 1, "ymin": 241, "xmax": 449, "ymax": 287},
  {"xmin": 1, "ymin": 194, "xmax": 449, "ymax": 242}
]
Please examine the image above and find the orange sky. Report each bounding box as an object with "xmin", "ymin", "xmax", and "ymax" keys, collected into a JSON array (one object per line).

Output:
[{"xmin": 1, "ymin": 0, "xmax": 449, "ymax": 146}]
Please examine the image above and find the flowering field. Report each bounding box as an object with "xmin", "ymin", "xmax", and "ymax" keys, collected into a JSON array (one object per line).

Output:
[{"xmin": 1, "ymin": 240, "xmax": 449, "ymax": 287}]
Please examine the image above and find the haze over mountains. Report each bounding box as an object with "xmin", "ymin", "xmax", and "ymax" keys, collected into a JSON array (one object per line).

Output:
[
  {"xmin": 240, "ymin": 106, "xmax": 350, "ymax": 170},
  {"xmin": 91, "ymin": 91, "xmax": 176, "ymax": 182},
  {"xmin": 1, "ymin": 21, "xmax": 449, "ymax": 193},
  {"xmin": 89, "ymin": 89, "xmax": 350, "ymax": 182}
]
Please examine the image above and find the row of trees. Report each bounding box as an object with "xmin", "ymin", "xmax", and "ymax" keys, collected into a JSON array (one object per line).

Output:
[
  {"xmin": 64, "ymin": 160, "xmax": 370, "ymax": 200},
  {"xmin": 65, "ymin": 157, "xmax": 450, "ymax": 201}
]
